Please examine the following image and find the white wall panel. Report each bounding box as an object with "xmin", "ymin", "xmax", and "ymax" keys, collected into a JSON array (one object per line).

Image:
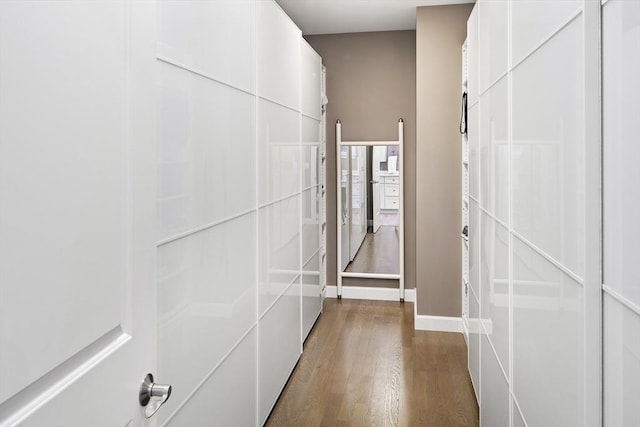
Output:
[
  {"xmin": 479, "ymin": 212, "xmax": 509, "ymax": 371},
  {"xmin": 259, "ymin": 196, "xmax": 301, "ymax": 317},
  {"xmin": 469, "ymin": 291, "xmax": 481, "ymax": 398},
  {"xmin": 157, "ymin": 62, "xmax": 256, "ymax": 239},
  {"xmin": 302, "ymin": 188, "xmax": 320, "ymax": 263},
  {"xmin": 258, "ymin": 0, "xmax": 301, "ymax": 109},
  {"xmin": 259, "ymin": 281, "xmax": 302, "ymax": 424},
  {"xmin": 512, "ymin": 237, "xmax": 583, "ymax": 427},
  {"xmin": 155, "ymin": 0, "xmax": 322, "ymax": 424},
  {"xmin": 479, "ymin": 77, "xmax": 508, "ymax": 223},
  {"xmin": 300, "ymin": 43, "xmax": 322, "ymax": 344},
  {"xmin": 301, "ymin": 41, "xmax": 322, "ymax": 120},
  {"xmin": 302, "ymin": 252, "xmax": 321, "ymax": 340},
  {"xmin": 157, "ymin": 0, "xmax": 255, "ymax": 93},
  {"xmin": 302, "ymin": 116, "xmax": 321, "ymax": 190},
  {"xmin": 480, "ymin": 335, "xmax": 509, "ymax": 427},
  {"xmin": 157, "ymin": 213, "xmax": 257, "ymax": 424},
  {"xmin": 512, "ymin": 17, "xmax": 584, "ymax": 278},
  {"xmin": 510, "ymin": 0, "xmax": 581, "ymax": 66},
  {"xmin": 478, "ymin": 0, "xmax": 508, "ymax": 93},
  {"xmin": 603, "ymin": 0, "xmax": 640, "ymax": 307},
  {"xmin": 164, "ymin": 329, "xmax": 257, "ymax": 427},
  {"xmin": 604, "ymin": 295, "xmax": 640, "ymax": 427},
  {"xmin": 258, "ymin": 99, "xmax": 301, "ymax": 205},
  {"xmin": 603, "ymin": 3, "xmax": 640, "ymax": 427},
  {"xmin": 513, "ymin": 401, "xmax": 526, "ymax": 427}
]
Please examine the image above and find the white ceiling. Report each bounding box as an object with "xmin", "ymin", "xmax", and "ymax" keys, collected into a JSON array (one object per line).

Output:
[{"xmin": 275, "ymin": 0, "xmax": 475, "ymax": 35}]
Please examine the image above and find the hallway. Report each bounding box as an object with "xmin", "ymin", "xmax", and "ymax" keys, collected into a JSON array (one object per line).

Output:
[{"xmin": 266, "ymin": 299, "xmax": 479, "ymax": 427}]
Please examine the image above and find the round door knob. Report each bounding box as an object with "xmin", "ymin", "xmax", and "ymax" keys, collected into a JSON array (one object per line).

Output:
[{"xmin": 139, "ymin": 373, "xmax": 172, "ymax": 418}]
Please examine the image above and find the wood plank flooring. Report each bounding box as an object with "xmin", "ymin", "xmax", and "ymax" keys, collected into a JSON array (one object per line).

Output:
[
  {"xmin": 345, "ymin": 226, "xmax": 399, "ymax": 274},
  {"xmin": 265, "ymin": 299, "xmax": 479, "ymax": 427}
]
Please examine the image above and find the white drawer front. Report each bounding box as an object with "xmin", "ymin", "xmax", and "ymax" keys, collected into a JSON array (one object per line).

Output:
[
  {"xmin": 385, "ymin": 184, "xmax": 399, "ymax": 197},
  {"xmin": 384, "ymin": 197, "xmax": 399, "ymax": 210},
  {"xmin": 384, "ymin": 176, "xmax": 399, "ymax": 184}
]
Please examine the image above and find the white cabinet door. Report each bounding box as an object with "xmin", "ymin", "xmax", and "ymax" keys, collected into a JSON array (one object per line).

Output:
[{"xmin": 0, "ymin": 2, "xmax": 157, "ymax": 426}]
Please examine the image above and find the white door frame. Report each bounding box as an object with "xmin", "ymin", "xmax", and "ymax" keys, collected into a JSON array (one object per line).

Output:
[{"xmin": 335, "ymin": 119, "xmax": 405, "ymax": 301}]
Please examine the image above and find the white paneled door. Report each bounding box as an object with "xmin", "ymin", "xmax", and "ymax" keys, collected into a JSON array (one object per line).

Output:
[{"xmin": 0, "ymin": 1, "xmax": 157, "ymax": 426}]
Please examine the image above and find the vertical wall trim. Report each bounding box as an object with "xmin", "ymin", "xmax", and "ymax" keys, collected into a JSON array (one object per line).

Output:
[{"xmin": 583, "ymin": 1, "xmax": 603, "ymax": 426}]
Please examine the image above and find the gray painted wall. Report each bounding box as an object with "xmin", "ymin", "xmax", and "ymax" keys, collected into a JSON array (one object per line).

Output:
[
  {"xmin": 305, "ymin": 30, "xmax": 417, "ymax": 291},
  {"xmin": 416, "ymin": 4, "xmax": 473, "ymax": 316}
]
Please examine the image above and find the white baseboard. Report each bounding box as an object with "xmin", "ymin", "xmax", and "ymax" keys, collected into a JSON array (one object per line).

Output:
[
  {"xmin": 325, "ymin": 285, "xmax": 415, "ymax": 302},
  {"xmin": 414, "ymin": 314, "xmax": 463, "ymax": 333}
]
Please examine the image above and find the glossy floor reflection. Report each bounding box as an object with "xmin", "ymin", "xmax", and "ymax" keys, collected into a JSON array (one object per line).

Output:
[
  {"xmin": 265, "ymin": 299, "xmax": 479, "ymax": 427},
  {"xmin": 345, "ymin": 226, "xmax": 400, "ymax": 275}
]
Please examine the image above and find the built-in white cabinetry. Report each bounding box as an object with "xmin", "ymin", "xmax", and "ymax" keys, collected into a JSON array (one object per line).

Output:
[
  {"xmin": 461, "ymin": 40, "xmax": 470, "ymax": 342},
  {"xmin": 156, "ymin": 1, "xmax": 324, "ymax": 425},
  {"xmin": 156, "ymin": 2, "xmax": 259, "ymax": 424},
  {"xmin": 466, "ymin": 1, "xmax": 601, "ymax": 426},
  {"xmin": 0, "ymin": 1, "xmax": 321, "ymax": 426},
  {"xmin": 319, "ymin": 66, "xmax": 328, "ymax": 303},
  {"xmin": 465, "ymin": 4, "xmax": 481, "ymax": 403},
  {"xmin": 380, "ymin": 173, "xmax": 400, "ymax": 210}
]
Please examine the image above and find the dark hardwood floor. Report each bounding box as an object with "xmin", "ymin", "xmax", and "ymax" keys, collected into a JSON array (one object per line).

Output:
[{"xmin": 265, "ymin": 299, "xmax": 479, "ymax": 427}]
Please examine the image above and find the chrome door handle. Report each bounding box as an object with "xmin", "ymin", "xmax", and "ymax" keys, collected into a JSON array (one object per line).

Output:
[{"xmin": 139, "ymin": 373, "xmax": 172, "ymax": 418}]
